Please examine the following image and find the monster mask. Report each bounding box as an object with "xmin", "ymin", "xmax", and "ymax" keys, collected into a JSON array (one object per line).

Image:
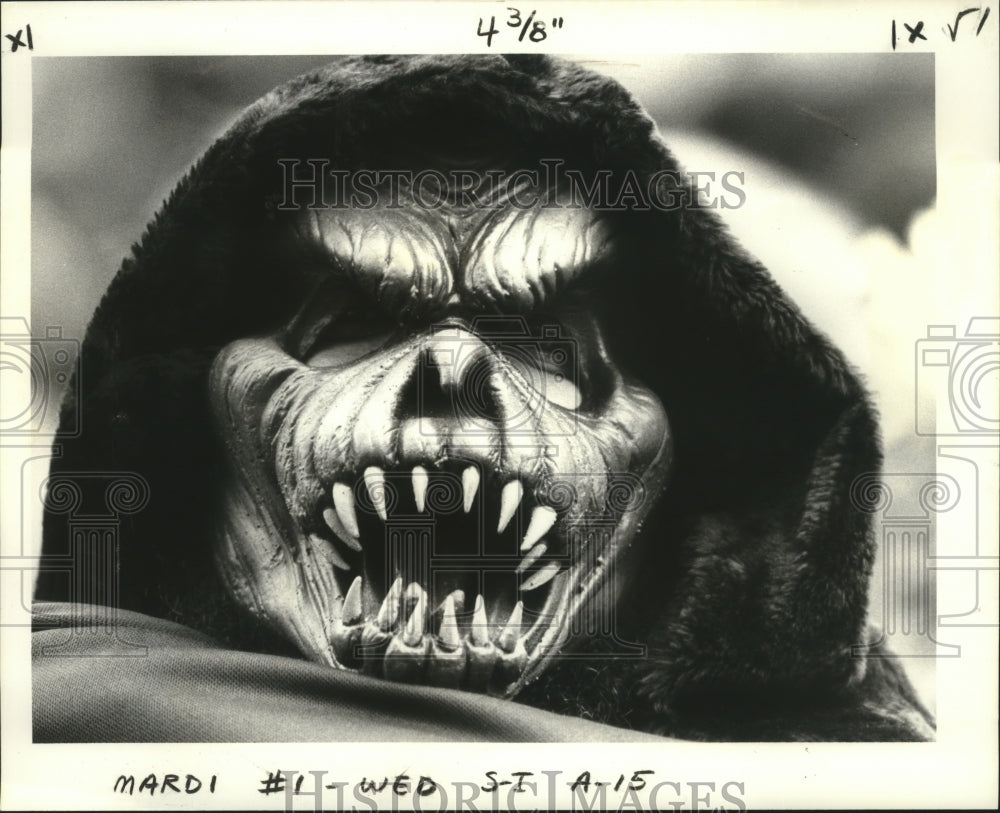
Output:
[{"xmin": 37, "ymin": 55, "xmax": 934, "ymax": 741}]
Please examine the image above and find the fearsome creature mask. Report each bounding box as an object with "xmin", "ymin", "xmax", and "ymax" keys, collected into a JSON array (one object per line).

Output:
[{"xmin": 37, "ymin": 55, "xmax": 934, "ymax": 740}]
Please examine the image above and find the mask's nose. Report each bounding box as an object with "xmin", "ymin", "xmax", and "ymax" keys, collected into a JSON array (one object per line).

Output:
[{"xmin": 415, "ymin": 319, "xmax": 501, "ymax": 430}]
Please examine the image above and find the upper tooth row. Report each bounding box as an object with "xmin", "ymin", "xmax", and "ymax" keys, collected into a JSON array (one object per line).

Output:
[
  {"xmin": 339, "ymin": 576, "xmax": 529, "ymax": 654},
  {"xmin": 323, "ymin": 467, "xmax": 557, "ymax": 551}
]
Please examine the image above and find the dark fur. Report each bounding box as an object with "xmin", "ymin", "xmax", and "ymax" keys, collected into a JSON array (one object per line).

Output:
[{"xmin": 37, "ymin": 55, "xmax": 934, "ymax": 740}]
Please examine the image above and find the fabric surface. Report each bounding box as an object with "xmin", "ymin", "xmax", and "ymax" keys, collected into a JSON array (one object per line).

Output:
[{"xmin": 32, "ymin": 602, "xmax": 666, "ymax": 743}]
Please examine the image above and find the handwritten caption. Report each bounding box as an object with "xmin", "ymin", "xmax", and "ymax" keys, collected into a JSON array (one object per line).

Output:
[
  {"xmin": 891, "ymin": 6, "xmax": 991, "ymax": 48},
  {"xmin": 254, "ymin": 769, "xmax": 747, "ymax": 810},
  {"xmin": 4, "ymin": 23, "xmax": 33, "ymax": 52},
  {"xmin": 477, "ymin": 8, "xmax": 564, "ymax": 47}
]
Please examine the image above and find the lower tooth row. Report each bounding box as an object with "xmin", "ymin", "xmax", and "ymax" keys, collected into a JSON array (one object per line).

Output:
[{"xmin": 332, "ymin": 577, "xmax": 535, "ymax": 686}]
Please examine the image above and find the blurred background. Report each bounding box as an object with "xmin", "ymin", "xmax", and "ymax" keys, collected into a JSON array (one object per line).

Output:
[{"xmin": 29, "ymin": 54, "xmax": 939, "ymax": 707}]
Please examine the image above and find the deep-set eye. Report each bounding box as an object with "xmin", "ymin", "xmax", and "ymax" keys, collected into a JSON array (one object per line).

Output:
[
  {"xmin": 537, "ymin": 345, "xmax": 581, "ymax": 408},
  {"xmin": 538, "ymin": 366, "xmax": 581, "ymax": 409},
  {"xmin": 307, "ymin": 332, "xmax": 395, "ymax": 368},
  {"xmin": 305, "ymin": 308, "xmax": 397, "ymax": 368},
  {"xmin": 498, "ymin": 342, "xmax": 582, "ymax": 409},
  {"xmin": 543, "ymin": 372, "xmax": 581, "ymax": 410}
]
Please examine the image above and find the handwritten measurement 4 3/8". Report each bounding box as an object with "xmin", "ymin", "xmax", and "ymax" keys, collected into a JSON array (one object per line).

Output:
[{"xmin": 477, "ymin": 8, "xmax": 564, "ymax": 47}]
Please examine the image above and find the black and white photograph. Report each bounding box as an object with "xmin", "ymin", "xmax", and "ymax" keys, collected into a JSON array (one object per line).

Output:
[{"xmin": 1, "ymin": 2, "xmax": 997, "ymax": 810}]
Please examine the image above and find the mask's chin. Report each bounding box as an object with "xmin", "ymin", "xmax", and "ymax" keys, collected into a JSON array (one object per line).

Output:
[{"xmin": 209, "ymin": 334, "xmax": 673, "ymax": 697}]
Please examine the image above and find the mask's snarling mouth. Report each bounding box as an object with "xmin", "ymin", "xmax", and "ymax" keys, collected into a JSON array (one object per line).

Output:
[
  {"xmin": 319, "ymin": 463, "xmax": 580, "ymax": 693},
  {"xmin": 209, "ymin": 304, "xmax": 672, "ymax": 697}
]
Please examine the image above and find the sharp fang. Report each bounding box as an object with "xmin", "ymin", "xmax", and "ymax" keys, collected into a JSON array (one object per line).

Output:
[
  {"xmin": 322, "ymin": 506, "xmax": 362, "ymax": 552},
  {"xmin": 515, "ymin": 541, "xmax": 548, "ymax": 574},
  {"xmin": 342, "ymin": 575, "xmax": 363, "ymax": 625},
  {"xmin": 326, "ymin": 541, "xmax": 351, "ymax": 571},
  {"xmin": 470, "ymin": 594, "xmax": 489, "ymax": 646},
  {"xmin": 412, "ymin": 465, "xmax": 428, "ymax": 512},
  {"xmin": 364, "ymin": 466, "xmax": 388, "ymax": 521},
  {"xmin": 376, "ymin": 577, "xmax": 403, "ymax": 631},
  {"xmin": 461, "ymin": 466, "xmax": 480, "ymax": 513},
  {"xmin": 436, "ymin": 589, "xmax": 465, "ymax": 615},
  {"xmin": 438, "ymin": 595, "xmax": 461, "ymax": 648},
  {"xmin": 497, "ymin": 480, "xmax": 523, "ymax": 534},
  {"xmin": 521, "ymin": 505, "xmax": 557, "ymax": 551},
  {"xmin": 332, "ymin": 483, "xmax": 361, "ymax": 539},
  {"xmin": 521, "ymin": 561, "xmax": 561, "ymax": 592},
  {"xmin": 497, "ymin": 601, "xmax": 524, "ymax": 653},
  {"xmin": 403, "ymin": 592, "xmax": 426, "ymax": 647}
]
